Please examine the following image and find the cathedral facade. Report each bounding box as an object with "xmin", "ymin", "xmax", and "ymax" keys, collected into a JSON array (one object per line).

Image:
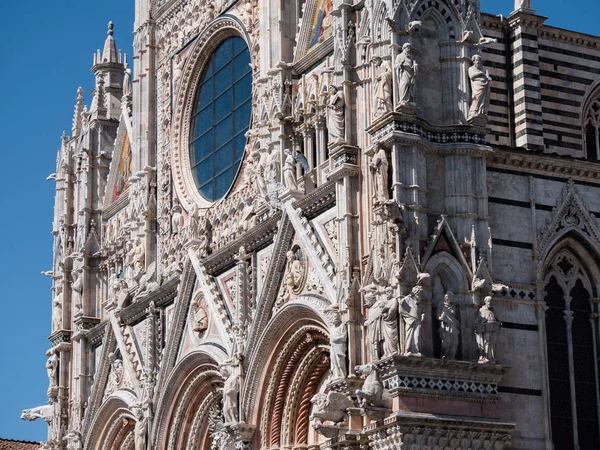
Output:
[{"xmin": 23, "ymin": 0, "xmax": 600, "ymax": 449}]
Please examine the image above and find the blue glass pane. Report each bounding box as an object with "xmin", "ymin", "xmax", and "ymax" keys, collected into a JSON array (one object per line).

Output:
[
  {"xmin": 198, "ymin": 180, "xmax": 214, "ymax": 201},
  {"xmin": 189, "ymin": 37, "xmax": 252, "ymax": 202},
  {"xmin": 214, "ymin": 115, "xmax": 233, "ymax": 148},
  {"xmin": 233, "ymin": 52, "xmax": 251, "ymax": 81},
  {"xmin": 214, "ymin": 167, "xmax": 234, "ymax": 199},
  {"xmin": 194, "ymin": 106, "xmax": 212, "ymax": 137},
  {"xmin": 192, "ymin": 130, "xmax": 213, "ymax": 164},
  {"xmin": 196, "ymin": 157, "xmax": 212, "ymax": 180},
  {"xmin": 198, "ymin": 80, "xmax": 213, "ymax": 105},
  {"xmin": 214, "ymin": 63, "xmax": 232, "ymax": 96},
  {"xmin": 213, "ymin": 39, "xmax": 232, "ymax": 72},
  {"xmin": 232, "ymin": 36, "xmax": 246, "ymax": 56},
  {"xmin": 215, "ymin": 89, "xmax": 233, "ymax": 117},
  {"xmin": 233, "ymin": 133, "xmax": 246, "ymax": 160},
  {"xmin": 214, "ymin": 142, "xmax": 233, "ymax": 175},
  {"xmin": 233, "ymin": 75, "xmax": 252, "ymax": 108},
  {"xmin": 234, "ymin": 101, "xmax": 251, "ymax": 134}
]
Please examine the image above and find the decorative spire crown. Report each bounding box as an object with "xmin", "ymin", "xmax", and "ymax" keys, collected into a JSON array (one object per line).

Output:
[{"xmin": 101, "ymin": 21, "xmax": 118, "ymax": 64}]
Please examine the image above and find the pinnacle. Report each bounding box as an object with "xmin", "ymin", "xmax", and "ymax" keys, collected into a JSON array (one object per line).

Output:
[{"xmin": 101, "ymin": 21, "xmax": 118, "ymax": 64}]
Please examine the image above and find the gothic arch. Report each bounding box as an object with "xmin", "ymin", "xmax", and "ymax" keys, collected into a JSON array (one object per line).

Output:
[
  {"xmin": 86, "ymin": 393, "xmax": 137, "ymax": 450},
  {"xmin": 152, "ymin": 352, "xmax": 223, "ymax": 450},
  {"xmin": 581, "ymin": 80, "xmax": 600, "ymax": 160},
  {"xmin": 243, "ymin": 298, "xmax": 332, "ymax": 447},
  {"xmin": 542, "ymin": 239, "xmax": 600, "ymax": 449},
  {"xmin": 410, "ymin": 0, "xmax": 458, "ymax": 40}
]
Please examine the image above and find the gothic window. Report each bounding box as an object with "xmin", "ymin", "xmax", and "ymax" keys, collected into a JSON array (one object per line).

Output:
[
  {"xmin": 584, "ymin": 96, "xmax": 600, "ymax": 160},
  {"xmin": 544, "ymin": 250, "xmax": 600, "ymax": 450},
  {"xmin": 189, "ymin": 36, "xmax": 252, "ymax": 202}
]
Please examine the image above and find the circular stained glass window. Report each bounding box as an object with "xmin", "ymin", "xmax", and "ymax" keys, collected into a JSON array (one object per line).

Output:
[{"xmin": 189, "ymin": 36, "xmax": 252, "ymax": 202}]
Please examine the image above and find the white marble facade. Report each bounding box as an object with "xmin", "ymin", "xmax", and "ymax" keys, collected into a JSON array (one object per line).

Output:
[{"xmin": 23, "ymin": 1, "xmax": 600, "ymax": 450}]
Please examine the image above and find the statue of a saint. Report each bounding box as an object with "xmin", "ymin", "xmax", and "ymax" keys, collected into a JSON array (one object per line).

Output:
[
  {"xmin": 438, "ymin": 292, "xmax": 460, "ymax": 359},
  {"xmin": 514, "ymin": 0, "xmax": 531, "ymax": 10},
  {"xmin": 52, "ymin": 288, "xmax": 63, "ymax": 332},
  {"xmin": 370, "ymin": 145, "xmax": 389, "ymax": 203},
  {"xmin": 326, "ymin": 85, "xmax": 345, "ymax": 143},
  {"xmin": 395, "ymin": 43, "xmax": 417, "ymax": 106},
  {"xmin": 283, "ymin": 148, "xmax": 298, "ymax": 190},
  {"xmin": 381, "ymin": 286, "xmax": 399, "ymax": 357},
  {"xmin": 364, "ymin": 281, "xmax": 398, "ymax": 360},
  {"xmin": 285, "ymin": 250, "xmax": 304, "ymax": 293},
  {"xmin": 364, "ymin": 284, "xmax": 384, "ymax": 361},
  {"xmin": 399, "ymin": 285, "xmax": 425, "ymax": 356},
  {"xmin": 123, "ymin": 64, "xmax": 132, "ymax": 97},
  {"xmin": 329, "ymin": 313, "xmax": 348, "ymax": 380},
  {"xmin": 474, "ymin": 296, "xmax": 501, "ymax": 363},
  {"xmin": 468, "ymin": 54, "xmax": 492, "ymax": 119},
  {"xmin": 71, "ymin": 272, "xmax": 83, "ymax": 313},
  {"xmin": 221, "ymin": 365, "xmax": 239, "ymax": 424},
  {"xmin": 46, "ymin": 351, "xmax": 59, "ymax": 389},
  {"xmin": 373, "ymin": 57, "xmax": 393, "ymax": 117},
  {"xmin": 254, "ymin": 147, "xmax": 269, "ymax": 198},
  {"xmin": 133, "ymin": 407, "xmax": 148, "ymax": 450}
]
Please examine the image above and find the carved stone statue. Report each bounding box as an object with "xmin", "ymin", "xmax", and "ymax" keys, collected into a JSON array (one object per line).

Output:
[
  {"xmin": 46, "ymin": 351, "xmax": 59, "ymax": 389},
  {"xmin": 64, "ymin": 431, "xmax": 82, "ymax": 450},
  {"xmin": 52, "ymin": 288, "xmax": 63, "ymax": 332},
  {"xmin": 468, "ymin": 54, "xmax": 492, "ymax": 120},
  {"xmin": 326, "ymin": 85, "xmax": 345, "ymax": 143},
  {"xmin": 370, "ymin": 145, "xmax": 389, "ymax": 203},
  {"xmin": 395, "ymin": 43, "xmax": 418, "ymax": 106},
  {"xmin": 133, "ymin": 407, "xmax": 148, "ymax": 450},
  {"xmin": 373, "ymin": 57, "xmax": 393, "ymax": 117},
  {"xmin": 310, "ymin": 392, "xmax": 354, "ymax": 428},
  {"xmin": 191, "ymin": 297, "xmax": 209, "ymax": 335},
  {"xmin": 283, "ymin": 148, "xmax": 298, "ymax": 190},
  {"xmin": 355, "ymin": 363, "xmax": 384, "ymax": 408},
  {"xmin": 189, "ymin": 203, "xmax": 200, "ymax": 239},
  {"xmin": 71, "ymin": 272, "xmax": 83, "ymax": 314},
  {"xmin": 474, "ymin": 296, "xmax": 501, "ymax": 363},
  {"xmin": 253, "ymin": 147, "xmax": 269, "ymax": 198},
  {"xmin": 363, "ymin": 283, "xmax": 385, "ymax": 361},
  {"xmin": 399, "ymin": 285, "xmax": 425, "ymax": 357},
  {"xmin": 123, "ymin": 64, "xmax": 132, "ymax": 98},
  {"xmin": 329, "ymin": 313, "xmax": 347, "ymax": 380},
  {"xmin": 221, "ymin": 365, "xmax": 239, "ymax": 424},
  {"xmin": 514, "ymin": 0, "xmax": 531, "ymax": 10},
  {"xmin": 284, "ymin": 250, "xmax": 304, "ymax": 295},
  {"xmin": 363, "ymin": 281, "xmax": 398, "ymax": 360},
  {"xmin": 438, "ymin": 292, "xmax": 460, "ymax": 359}
]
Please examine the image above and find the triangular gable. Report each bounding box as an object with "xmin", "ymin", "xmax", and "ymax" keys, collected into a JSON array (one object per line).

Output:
[
  {"xmin": 538, "ymin": 180, "xmax": 600, "ymax": 261},
  {"xmin": 422, "ymin": 215, "xmax": 472, "ymax": 278},
  {"xmin": 398, "ymin": 246, "xmax": 420, "ymax": 285},
  {"xmin": 293, "ymin": 0, "xmax": 335, "ymax": 70}
]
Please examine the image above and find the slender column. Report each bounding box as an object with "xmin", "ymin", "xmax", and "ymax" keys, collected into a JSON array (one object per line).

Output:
[
  {"xmin": 595, "ymin": 127, "xmax": 600, "ymax": 160},
  {"xmin": 315, "ymin": 115, "xmax": 327, "ymax": 168},
  {"xmin": 563, "ymin": 298, "xmax": 580, "ymax": 450},
  {"xmin": 590, "ymin": 314, "xmax": 600, "ymax": 435}
]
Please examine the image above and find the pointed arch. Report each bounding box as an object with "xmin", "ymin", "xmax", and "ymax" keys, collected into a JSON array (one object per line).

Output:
[
  {"xmin": 243, "ymin": 297, "xmax": 332, "ymax": 448},
  {"xmin": 152, "ymin": 351, "xmax": 223, "ymax": 450},
  {"xmin": 86, "ymin": 391, "xmax": 138, "ymax": 450}
]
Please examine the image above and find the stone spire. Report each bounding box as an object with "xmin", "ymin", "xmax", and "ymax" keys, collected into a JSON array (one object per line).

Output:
[
  {"xmin": 102, "ymin": 21, "xmax": 118, "ymax": 64},
  {"xmin": 71, "ymin": 87, "xmax": 84, "ymax": 137},
  {"xmin": 91, "ymin": 21, "xmax": 125, "ymax": 120}
]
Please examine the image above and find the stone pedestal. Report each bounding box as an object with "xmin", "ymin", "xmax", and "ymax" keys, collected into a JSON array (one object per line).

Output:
[{"xmin": 375, "ymin": 355, "xmax": 508, "ymax": 419}]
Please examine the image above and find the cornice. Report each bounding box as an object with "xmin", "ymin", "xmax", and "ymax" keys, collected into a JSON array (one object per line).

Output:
[{"xmin": 488, "ymin": 147, "xmax": 600, "ymax": 183}]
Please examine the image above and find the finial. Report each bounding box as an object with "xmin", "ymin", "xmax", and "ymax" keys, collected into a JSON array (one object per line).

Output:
[
  {"xmin": 107, "ymin": 21, "xmax": 114, "ymax": 36},
  {"xmin": 77, "ymin": 86, "xmax": 83, "ymax": 97}
]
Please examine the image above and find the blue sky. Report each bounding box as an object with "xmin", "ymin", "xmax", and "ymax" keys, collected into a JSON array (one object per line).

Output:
[{"xmin": 0, "ymin": 0, "xmax": 597, "ymax": 443}]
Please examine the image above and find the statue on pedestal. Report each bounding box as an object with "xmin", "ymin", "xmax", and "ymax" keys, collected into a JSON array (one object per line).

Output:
[
  {"xmin": 220, "ymin": 365, "xmax": 239, "ymax": 424},
  {"xmin": 395, "ymin": 43, "xmax": 418, "ymax": 107},
  {"xmin": 133, "ymin": 406, "xmax": 148, "ymax": 450},
  {"xmin": 468, "ymin": 54, "xmax": 492, "ymax": 120},
  {"xmin": 326, "ymin": 85, "xmax": 345, "ymax": 143},
  {"xmin": 329, "ymin": 312, "xmax": 348, "ymax": 380},
  {"xmin": 474, "ymin": 296, "xmax": 501, "ymax": 363},
  {"xmin": 438, "ymin": 292, "xmax": 460, "ymax": 359},
  {"xmin": 370, "ymin": 145, "xmax": 389, "ymax": 203},
  {"xmin": 46, "ymin": 351, "xmax": 59, "ymax": 389},
  {"xmin": 399, "ymin": 285, "xmax": 425, "ymax": 356},
  {"xmin": 52, "ymin": 288, "xmax": 63, "ymax": 332},
  {"xmin": 373, "ymin": 57, "xmax": 393, "ymax": 117},
  {"xmin": 283, "ymin": 148, "xmax": 299, "ymax": 190}
]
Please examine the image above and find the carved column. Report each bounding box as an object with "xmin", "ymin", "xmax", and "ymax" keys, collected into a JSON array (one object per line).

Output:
[{"xmin": 563, "ymin": 300, "xmax": 580, "ymax": 450}]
